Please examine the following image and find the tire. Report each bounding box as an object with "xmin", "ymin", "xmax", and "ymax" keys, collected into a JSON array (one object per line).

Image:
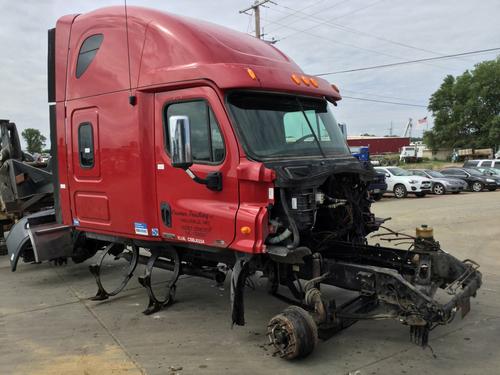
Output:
[
  {"xmin": 372, "ymin": 193, "xmax": 383, "ymax": 201},
  {"xmin": 393, "ymin": 184, "xmax": 407, "ymax": 199},
  {"xmin": 415, "ymin": 192, "xmax": 426, "ymax": 198},
  {"xmin": 267, "ymin": 306, "xmax": 318, "ymax": 359},
  {"xmin": 432, "ymin": 183, "xmax": 445, "ymax": 195},
  {"xmin": 471, "ymin": 181, "xmax": 484, "ymax": 192}
]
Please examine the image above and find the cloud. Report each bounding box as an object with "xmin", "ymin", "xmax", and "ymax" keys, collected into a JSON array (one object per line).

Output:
[{"xmin": 0, "ymin": 0, "xmax": 498, "ymax": 147}]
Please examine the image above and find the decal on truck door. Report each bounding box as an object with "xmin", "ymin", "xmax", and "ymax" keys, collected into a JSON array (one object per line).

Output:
[{"xmin": 134, "ymin": 222, "xmax": 148, "ymax": 236}]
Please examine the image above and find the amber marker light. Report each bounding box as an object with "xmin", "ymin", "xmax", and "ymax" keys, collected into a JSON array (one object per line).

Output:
[
  {"xmin": 310, "ymin": 78, "xmax": 319, "ymax": 88},
  {"xmin": 291, "ymin": 74, "xmax": 301, "ymax": 85},
  {"xmin": 241, "ymin": 226, "xmax": 252, "ymax": 235},
  {"xmin": 301, "ymin": 76, "xmax": 311, "ymax": 86},
  {"xmin": 247, "ymin": 68, "xmax": 257, "ymax": 80}
]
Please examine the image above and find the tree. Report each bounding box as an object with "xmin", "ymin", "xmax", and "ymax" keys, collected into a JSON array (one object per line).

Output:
[
  {"xmin": 21, "ymin": 128, "xmax": 47, "ymax": 154},
  {"xmin": 424, "ymin": 57, "xmax": 500, "ymax": 150}
]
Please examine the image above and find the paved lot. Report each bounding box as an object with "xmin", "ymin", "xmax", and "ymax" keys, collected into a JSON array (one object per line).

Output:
[{"xmin": 1, "ymin": 190, "xmax": 499, "ymax": 374}]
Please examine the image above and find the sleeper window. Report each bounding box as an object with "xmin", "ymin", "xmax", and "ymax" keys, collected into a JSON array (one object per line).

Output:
[
  {"xmin": 78, "ymin": 123, "xmax": 94, "ymax": 168},
  {"xmin": 165, "ymin": 101, "xmax": 225, "ymax": 164},
  {"xmin": 76, "ymin": 34, "xmax": 103, "ymax": 78}
]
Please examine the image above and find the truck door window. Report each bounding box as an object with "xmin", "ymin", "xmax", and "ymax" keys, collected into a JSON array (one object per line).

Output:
[
  {"xmin": 76, "ymin": 34, "xmax": 104, "ymax": 78},
  {"xmin": 165, "ymin": 101, "xmax": 225, "ymax": 164},
  {"xmin": 78, "ymin": 122, "xmax": 94, "ymax": 168}
]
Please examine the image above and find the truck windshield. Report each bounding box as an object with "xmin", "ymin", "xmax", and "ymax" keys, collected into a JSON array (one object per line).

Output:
[{"xmin": 227, "ymin": 92, "xmax": 350, "ymax": 160}]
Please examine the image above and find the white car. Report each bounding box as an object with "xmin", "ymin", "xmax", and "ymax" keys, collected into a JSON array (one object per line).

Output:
[
  {"xmin": 463, "ymin": 159, "xmax": 500, "ymax": 170},
  {"xmin": 374, "ymin": 167, "xmax": 432, "ymax": 198}
]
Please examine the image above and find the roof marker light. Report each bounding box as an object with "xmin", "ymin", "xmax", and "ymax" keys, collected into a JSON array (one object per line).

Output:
[
  {"xmin": 291, "ymin": 74, "xmax": 301, "ymax": 85},
  {"xmin": 310, "ymin": 78, "xmax": 319, "ymax": 88},
  {"xmin": 301, "ymin": 76, "xmax": 311, "ymax": 86},
  {"xmin": 247, "ymin": 68, "xmax": 257, "ymax": 80}
]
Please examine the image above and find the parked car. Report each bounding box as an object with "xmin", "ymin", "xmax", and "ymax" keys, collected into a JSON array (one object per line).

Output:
[
  {"xmin": 463, "ymin": 159, "xmax": 500, "ymax": 170},
  {"xmin": 349, "ymin": 146, "xmax": 387, "ymax": 201},
  {"xmin": 374, "ymin": 167, "xmax": 432, "ymax": 198},
  {"xmin": 474, "ymin": 167, "xmax": 500, "ymax": 187},
  {"xmin": 440, "ymin": 168, "xmax": 498, "ymax": 192},
  {"xmin": 370, "ymin": 172, "xmax": 388, "ymax": 201},
  {"xmin": 408, "ymin": 169, "xmax": 467, "ymax": 195},
  {"xmin": 477, "ymin": 166, "xmax": 500, "ymax": 177}
]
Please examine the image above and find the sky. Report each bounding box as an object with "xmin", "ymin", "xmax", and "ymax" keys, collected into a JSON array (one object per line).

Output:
[{"xmin": 0, "ymin": 0, "xmax": 499, "ymax": 147}]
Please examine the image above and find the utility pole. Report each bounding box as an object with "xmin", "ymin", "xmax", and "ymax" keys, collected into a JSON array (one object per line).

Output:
[
  {"xmin": 239, "ymin": 0, "xmax": 275, "ymax": 39},
  {"xmin": 387, "ymin": 121, "xmax": 393, "ymax": 136}
]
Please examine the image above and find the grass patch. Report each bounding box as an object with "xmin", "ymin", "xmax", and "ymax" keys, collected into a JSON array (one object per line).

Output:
[{"xmin": 398, "ymin": 161, "xmax": 462, "ymax": 170}]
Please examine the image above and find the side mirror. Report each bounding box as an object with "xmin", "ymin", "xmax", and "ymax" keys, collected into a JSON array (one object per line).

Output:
[
  {"xmin": 169, "ymin": 115, "xmax": 193, "ymax": 169},
  {"xmin": 385, "ymin": 173, "xmax": 390, "ymax": 178}
]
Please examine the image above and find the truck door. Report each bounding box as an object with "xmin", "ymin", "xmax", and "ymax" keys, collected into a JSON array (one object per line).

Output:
[
  {"xmin": 68, "ymin": 107, "xmax": 110, "ymax": 228},
  {"xmin": 154, "ymin": 87, "xmax": 239, "ymax": 247}
]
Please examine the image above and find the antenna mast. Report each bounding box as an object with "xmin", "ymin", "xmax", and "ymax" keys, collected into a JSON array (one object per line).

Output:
[{"xmin": 124, "ymin": 0, "xmax": 135, "ymax": 105}]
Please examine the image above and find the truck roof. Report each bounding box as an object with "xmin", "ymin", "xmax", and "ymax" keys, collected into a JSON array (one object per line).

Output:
[{"xmin": 57, "ymin": 6, "xmax": 340, "ymax": 102}]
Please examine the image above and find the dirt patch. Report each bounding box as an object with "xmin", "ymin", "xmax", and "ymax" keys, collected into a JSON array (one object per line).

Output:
[{"xmin": 15, "ymin": 342, "xmax": 142, "ymax": 375}]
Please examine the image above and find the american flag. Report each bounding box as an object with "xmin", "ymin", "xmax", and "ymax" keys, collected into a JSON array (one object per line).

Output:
[{"xmin": 418, "ymin": 117, "xmax": 428, "ymax": 125}]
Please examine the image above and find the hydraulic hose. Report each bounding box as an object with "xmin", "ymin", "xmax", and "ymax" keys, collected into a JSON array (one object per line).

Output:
[
  {"xmin": 267, "ymin": 228, "xmax": 292, "ymax": 244},
  {"xmin": 280, "ymin": 188, "xmax": 300, "ymax": 249}
]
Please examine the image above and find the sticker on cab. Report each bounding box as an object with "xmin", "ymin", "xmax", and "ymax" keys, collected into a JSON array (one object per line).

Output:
[
  {"xmin": 151, "ymin": 228, "xmax": 159, "ymax": 237},
  {"xmin": 134, "ymin": 222, "xmax": 148, "ymax": 236}
]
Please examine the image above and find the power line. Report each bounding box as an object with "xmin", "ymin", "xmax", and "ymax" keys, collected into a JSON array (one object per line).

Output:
[
  {"xmin": 265, "ymin": 0, "xmax": 345, "ymax": 34},
  {"xmin": 263, "ymin": 6, "xmax": 448, "ymax": 71},
  {"xmin": 342, "ymin": 89, "xmax": 420, "ymax": 103},
  {"xmin": 264, "ymin": 18, "xmax": 440, "ymax": 66},
  {"xmin": 278, "ymin": 0, "xmax": 386, "ymax": 41},
  {"xmin": 342, "ymin": 95, "xmax": 427, "ymax": 108},
  {"xmin": 267, "ymin": 3, "xmax": 468, "ymax": 64},
  {"xmin": 316, "ymin": 47, "xmax": 500, "ymax": 75}
]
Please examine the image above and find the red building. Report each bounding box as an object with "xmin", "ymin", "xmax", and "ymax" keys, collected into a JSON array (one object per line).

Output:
[{"xmin": 347, "ymin": 136, "xmax": 410, "ymax": 155}]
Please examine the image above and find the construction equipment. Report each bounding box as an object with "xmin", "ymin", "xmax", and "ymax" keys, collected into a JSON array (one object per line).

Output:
[{"xmin": 0, "ymin": 119, "xmax": 53, "ymax": 254}]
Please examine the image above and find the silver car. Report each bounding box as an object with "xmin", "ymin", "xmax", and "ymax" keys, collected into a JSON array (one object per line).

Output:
[{"xmin": 409, "ymin": 169, "xmax": 467, "ymax": 195}]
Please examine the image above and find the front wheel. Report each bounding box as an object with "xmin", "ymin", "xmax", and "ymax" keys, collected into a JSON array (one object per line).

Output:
[
  {"xmin": 432, "ymin": 183, "xmax": 445, "ymax": 195},
  {"xmin": 267, "ymin": 306, "xmax": 318, "ymax": 359},
  {"xmin": 471, "ymin": 182, "xmax": 484, "ymax": 192},
  {"xmin": 393, "ymin": 184, "xmax": 408, "ymax": 199}
]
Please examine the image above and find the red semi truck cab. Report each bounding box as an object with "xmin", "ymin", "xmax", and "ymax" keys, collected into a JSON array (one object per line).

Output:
[
  {"xmin": 50, "ymin": 6, "xmax": 345, "ymax": 254},
  {"xmin": 5, "ymin": 6, "xmax": 481, "ymax": 360}
]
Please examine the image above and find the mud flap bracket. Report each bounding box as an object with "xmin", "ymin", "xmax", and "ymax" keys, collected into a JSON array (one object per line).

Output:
[{"xmin": 230, "ymin": 253, "xmax": 253, "ymax": 326}]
